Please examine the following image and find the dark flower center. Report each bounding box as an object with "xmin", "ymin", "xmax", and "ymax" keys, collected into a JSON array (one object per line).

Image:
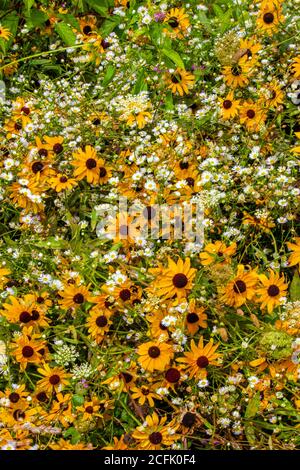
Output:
[
  {"xmin": 60, "ymin": 176, "xmax": 68, "ymax": 183},
  {"xmin": 22, "ymin": 346, "xmax": 34, "ymax": 358},
  {"xmin": 197, "ymin": 356, "xmax": 209, "ymax": 368},
  {"xmin": 83, "ymin": 25, "xmax": 92, "ymax": 35},
  {"xmin": 32, "ymin": 161, "xmax": 44, "ymax": 173},
  {"xmin": 119, "ymin": 288, "xmax": 131, "ymax": 301},
  {"xmin": 101, "ymin": 39, "xmax": 110, "ymax": 49},
  {"xmin": 31, "ymin": 310, "xmax": 40, "ymax": 321},
  {"xmin": 96, "ymin": 315, "xmax": 108, "ymax": 327},
  {"xmin": 223, "ymin": 100, "xmax": 232, "ymax": 109},
  {"xmin": 85, "ymin": 406, "xmax": 94, "ymax": 414},
  {"xmin": 149, "ymin": 431, "xmax": 163, "ymax": 444},
  {"xmin": 141, "ymin": 387, "xmax": 150, "ymax": 395},
  {"xmin": 267, "ymin": 284, "xmax": 280, "ymax": 297},
  {"xmin": 165, "ymin": 368, "xmax": 180, "ymax": 383},
  {"xmin": 36, "ymin": 392, "xmax": 48, "ymax": 402},
  {"xmin": 173, "ymin": 273, "xmax": 188, "ymax": 288},
  {"xmin": 14, "ymin": 123, "xmax": 22, "ymax": 131},
  {"xmin": 171, "ymin": 74, "xmax": 180, "ymax": 83},
  {"xmin": 148, "ymin": 346, "xmax": 161, "ymax": 358},
  {"xmin": 99, "ymin": 167, "xmax": 107, "ymax": 178},
  {"xmin": 233, "ymin": 279, "xmax": 247, "ymax": 294},
  {"xmin": 49, "ymin": 374, "xmax": 60, "ymax": 385},
  {"xmin": 53, "ymin": 143, "xmax": 63, "ymax": 154},
  {"xmin": 121, "ymin": 372, "xmax": 133, "ymax": 383},
  {"xmin": 86, "ymin": 158, "xmax": 97, "ymax": 169},
  {"xmin": 38, "ymin": 148, "xmax": 48, "ymax": 157},
  {"xmin": 182, "ymin": 412, "xmax": 197, "ymax": 427},
  {"xmin": 21, "ymin": 106, "xmax": 30, "ymax": 115},
  {"xmin": 19, "ymin": 311, "xmax": 32, "ymax": 323},
  {"xmin": 186, "ymin": 177, "xmax": 195, "ymax": 187},
  {"xmin": 9, "ymin": 392, "xmax": 20, "ymax": 403},
  {"xmin": 231, "ymin": 65, "xmax": 242, "ymax": 76},
  {"xmin": 187, "ymin": 312, "xmax": 199, "ymax": 324},
  {"xmin": 246, "ymin": 49, "xmax": 252, "ymax": 58},
  {"xmin": 168, "ymin": 18, "xmax": 179, "ymax": 28},
  {"xmin": 73, "ymin": 293, "xmax": 85, "ymax": 304},
  {"xmin": 13, "ymin": 409, "xmax": 25, "ymax": 421},
  {"xmin": 92, "ymin": 118, "xmax": 101, "ymax": 125},
  {"xmin": 36, "ymin": 296, "xmax": 45, "ymax": 304},
  {"xmin": 179, "ymin": 161, "xmax": 189, "ymax": 170},
  {"xmin": 247, "ymin": 109, "xmax": 255, "ymax": 119},
  {"xmin": 263, "ymin": 12, "xmax": 274, "ymax": 24}
]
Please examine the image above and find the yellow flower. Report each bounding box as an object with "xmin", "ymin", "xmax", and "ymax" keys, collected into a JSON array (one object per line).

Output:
[
  {"xmin": 256, "ymin": 3, "xmax": 284, "ymax": 35},
  {"xmin": 287, "ymin": 238, "xmax": 300, "ymax": 266},
  {"xmin": 239, "ymin": 101, "xmax": 266, "ymax": 131},
  {"xmin": 220, "ymin": 264, "xmax": 258, "ymax": 308},
  {"xmin": 177, "ymin": 337, "xmax": 221, "ymax": 379},
  {"xmin": 219, "ymin": 92, "xmax": 240, "ymax": 120},
  {"xmin": 222, "ymin": 58, "xmax": 253, "ymax": 88},
  {"xmin": 185, "ymin": 299, "xmax": 207, "ymax": 335},
  {"xmin": 166, "ymin": 68, "xmax": 195, "ymax": 96},
  {"xmin": 137, "ymin": 340, "xmax": 174, "ymax": 372},
  {"xmin": 71, "ymin": 145, "xmax": 102, "ymax": 184},
  {"xmin": 58, "ymin": 283, "xmax": 93, "ymax": 310},
  {"xmin": 163, "ymin": 7, "xmax": 190, "ymax": 38},
  {"xmin": 291, "ymin": 56, "xmax": 300, "ymax": 79},
  {"xmin": 132, "ymin": 412, "xmax": 179, "ymax": 450},
  {"xmin": 131, "ymin": 385, "xmax": 161, "ymax": 407},
  {"xmin": 0, "ymin": 24, "xmax": 12, "ymax": 41},
  {"xmin": 151, "ymin": 257, "xmax": 196, "ymax": 300},
  {"xmin": 256, "ymin": 270, "xmax": 288, "ymax": 313},
  {"xmin": 49, "ymin": 174, "xmax": 77, "ymax": 192},
  {"xmin": 200, "ymin": 240, "xmax": 237, "ymax": 266},
  {"xmin": 37, "ymin": 364, "xmax": 69, "ymax": 393}
]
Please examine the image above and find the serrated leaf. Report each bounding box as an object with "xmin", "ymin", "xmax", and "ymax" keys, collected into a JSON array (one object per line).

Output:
[
  {"xmin": 102, "ymin": 64, "xmax": 116, "ymax": 87},
  {"xmin": 245, "ymin": 392, "xmax": 260, "ymax": 418},
  {"xmin": 290, "ymin": 270, "xmax": 300, "ymax": 301},
  {"xmin": 55, "ymin": 21, "xmax": 76, "ymax": 46},
  {"xmin": 162, "ymin": 48, "xmax": 185, "ymax": 70}
]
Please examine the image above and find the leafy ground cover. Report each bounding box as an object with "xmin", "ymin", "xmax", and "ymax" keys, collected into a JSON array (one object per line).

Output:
[{"xmin": 0, "ymin": 0, "xmax": 299, "ymax": 450}]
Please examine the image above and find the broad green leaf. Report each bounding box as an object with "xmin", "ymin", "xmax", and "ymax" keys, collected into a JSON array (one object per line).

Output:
[
  {"xmin": 133, "ymin": 69, "xmax": 147, "ymax": 93},
  {"xmin": 165, "ymin": 90, "xmax": 174, "ymax": 110},
  {"xmin": 245, "ymin": 392, "xmax": 260, "ymax": 418},
  {"xmin": 58, "ymin": 13, "xmax": 80, "ymax": 30},
  {"xmin": 245, "ymin": 424, "xmax": 256, "ymax": 445},
  {"xmin": 85, "ymin": 0, "xmax": 109, "ymax": 16},
  {"xmin": 162, "ymin": 48, "xmax": 185, "ymax": 70},
  {"xmin": 26, "ymin": 9, "xmax": 48, "ymax": 29},
  {"xmin": 55, "ymin": 21, "xmax": 77, "ymax": 46},
  {"xmin": 24, "ymin": 0, "xmax": 35, "ymax": 10},
  {"xmin": 102, "ymin": 64, "xmax": 116, "ymax": 87},
  {"xmin": 100, "ymin": 18, "xmax": 120, "ymax": 36},
  {"xmin": 72, "ymin": 395, "xmax": 85, "ymax": 406},
  {"xmin": 290, "ymin": 270, "xmax": 300, "ymax": 301},
  {"xmin": 63, "ymin": 427, "xmax": 81, "ymax": 444}
]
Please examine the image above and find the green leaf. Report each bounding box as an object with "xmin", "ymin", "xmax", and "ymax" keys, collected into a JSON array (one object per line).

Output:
[
  {"xmin": 85, "ymin": 0, "xmax": 109, "ymax": 16},
  {"xmin": 245, "ymin": 424, "xmax": 256, "ymax": 445},
  {"xmin": 58, "ymin": 13, "xmax": 80, "ymax": 30},
  {"xmin": 102, "ymin": 64, "xmax": 116, "ymax": 87},
  {"xmin": 162, "ymin": 48, "xmax": 185, "ymax": 70},
  {"xmin": 24, "ymin": 0, "xmax": 34, "ymax": 10},
  {"xmin": 164, "ymin": 90, "xmax": 174, "ymax": 110},
  {"xmin": 245, "ymin": 392, "xmax": 260, "ymax": 418},
  {"xmin": 55, "ymin": 21, "xmax": 77, "ymax": 46},
  {"xmin": 290, "ymin": 270, "xmax": 300, "ymax": 301},
  {"xmin": 63, "ymin": 427, "xmax": 81, "ymax": 444},
  {"xmin": 26, "ymin": 9, "xmax": 48, "ymax": 29},
  {"xmin": 100, "ymin": 18, "xmax": 120, "ymax": 36},
  {"xmin": 133, "ymin": 69, "xmax": 147, "ymax": 93}
]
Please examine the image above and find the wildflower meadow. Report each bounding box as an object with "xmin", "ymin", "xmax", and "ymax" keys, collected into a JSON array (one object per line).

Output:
[{"xmin": 0, "ymin": 0, "xmax": 299, "ymax": 452}]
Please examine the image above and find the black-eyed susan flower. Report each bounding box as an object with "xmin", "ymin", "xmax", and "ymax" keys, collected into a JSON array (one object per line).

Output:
[
  {"xmin": 137, "ymin": 340, "xmax": 174, "ymax": 372},
  {"xmin": 166, "ymin": 68, "xmax": 195, "ymax": 96},
  {"xmin": 131, "ymin": 384, "xmax": 161, "ymax": 407},
  {"xmin": 37, "ymin": 364, "xmax": 69, "ymax": 393},
  {"xmin": 220, "ymin": 264, "xmax": 258, "ymax": 308},
  {"xmin": 49, "ymin": 174, "xmax": 77, "ymax": 192},
  {"xmin": 177, "ymin": 337, "xmax": 221, "ymax": 379},
  {"xmin": 59, "ymin": 283, "xmax": 93, "ymax": 310},
  {"xmin": 256, "ymin": 270, "xmax": 288, "ymax": 313},
  {"xmin": 185, "ymin": 299, "xmax": 207, "ymax": 335},
  {"xmin": 256, "ymin": 2, "xmax": 284, "ymax": 35},
  {"xmin": 151, "ymin": 257, "xmax": 196, "ymax": 300},
  {"xmin": 222, "ymin": 58, "xmax": 252, "ymax": 88},
  {"xmin": 219, "ymin": 92, "xmax": 240, "ymax": 120},
  {"xmin": 200, "ymin": 240, "xmax": 237, "ymax": 265},
  {"xmin": 240, "ymin": 100, "xmax": 266, "ymax": 131},
  {"xmin": 163, "ymin": 7, "xmax": 190, "ymax": 38},
  {"xmin": 86, "ymin": 308, "xmax": 112, "ymax": 343},
  {"xmin": 132, "ymin": 412, "xmax": 179, "ymax": 450},
  {"xmin": 12, "ymin": 330, "xmax": 46, "ymax": 370},
  {"xmin": 71, "ymin": 145, "xmax": 101, "ymax": 184},
  {"xmin": 291, "ymin": 56, "xmax": 300, "ymax": 79},
  {"xmin": 0, "ymin": 24, "xmax": 12, "ymax": 41}
]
